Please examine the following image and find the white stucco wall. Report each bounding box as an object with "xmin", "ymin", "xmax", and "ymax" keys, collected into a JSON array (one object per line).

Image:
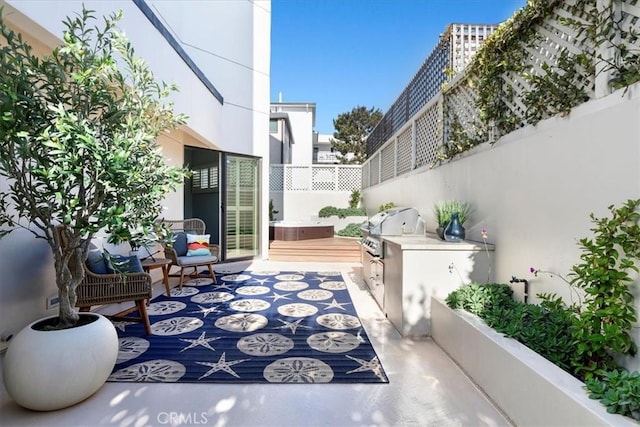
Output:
[{"xmin": 362, "ymin": 83, "xmax": 640, "ymax": 371}]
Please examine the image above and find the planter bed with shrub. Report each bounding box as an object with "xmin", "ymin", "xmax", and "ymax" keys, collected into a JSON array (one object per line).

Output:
[
  {"xmin": 432, "ymin": 200, "xmax": 640, "ymax": 425},
  {"xmin": 431, "ymin": 297, "xmax": 638, "ymax": 426},
  {"xmin": 312, "ymin": 205, "xmax": 368, "ymax": 237}
]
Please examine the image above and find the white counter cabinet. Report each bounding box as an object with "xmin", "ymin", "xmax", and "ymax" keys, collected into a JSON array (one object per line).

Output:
[{"xmin": 382, "ymin": 234, "xmax": 494, "ymax": 337}]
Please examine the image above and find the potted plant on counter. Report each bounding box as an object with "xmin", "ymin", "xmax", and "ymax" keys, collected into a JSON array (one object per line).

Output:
[
  {"xmin": 433, "ymin": 200, "xmax": 471, "ymax": 240},
  {"xmin": 0, "ymin": 7, "xmax": 187, "ymax": 411}
]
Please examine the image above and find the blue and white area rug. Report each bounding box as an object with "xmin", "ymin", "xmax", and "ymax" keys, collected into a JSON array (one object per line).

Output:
[{"xmin": 108, "ymin": 271, "xmax": 388, "ymax": 384}]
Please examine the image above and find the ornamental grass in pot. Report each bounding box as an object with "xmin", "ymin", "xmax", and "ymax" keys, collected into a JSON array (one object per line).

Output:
[{"xmin": 433, "ymin": 200, "xmax": 471, "ymax": 239}]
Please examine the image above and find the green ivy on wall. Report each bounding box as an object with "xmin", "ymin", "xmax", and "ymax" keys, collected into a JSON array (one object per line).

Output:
[
  {"xmin": 565, "ymin": 0, "xmax": 640, "ymax": 91},
  {"xmin": 435, "ymin": 0, "xmax": 640, "ymax": 163},
  {"xmin": 469, "ymin": 0, "xmax": 563, "ymax": 133}
]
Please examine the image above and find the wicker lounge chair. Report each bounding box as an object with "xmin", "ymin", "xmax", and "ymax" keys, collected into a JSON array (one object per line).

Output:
[
  {"xmin": 159, "ymin": 218, "xmax": 219, "ymax": 289},
  {"xmin": 76, "ymin": 250, "xmax": 153, "ymax": 335}
]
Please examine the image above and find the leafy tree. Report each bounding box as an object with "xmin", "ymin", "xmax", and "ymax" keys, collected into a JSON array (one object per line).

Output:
[
  {"xmin": 0, "ymin": 7, "xmax": 188, "ymax": 328},
  {"xmin": 330, "ymin": 105, "xmax": 382, "ymax": 164}
]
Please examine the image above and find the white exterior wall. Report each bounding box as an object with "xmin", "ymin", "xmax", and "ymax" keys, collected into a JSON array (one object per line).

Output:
[
  {"xmin": 251, "ymin": 3, "xmax": 271, "ymax": 265},
  {"xmin": 270, "ymin": 104, "xmax": 315, "ymax": 165},
  {"xmin": 282, "ymin": 192, "xmax": 353, "ymax": 222},
  {"xmin": 289, "ymin": 110, "xmax": 314, "ymax": 164},
  {"xmin": 0, "ymin": 0, "xmax": 270, "ymax": 343},
  {"xmin": 3, "ymin": 0, "xmax": 271, "ymax": 155},
  {"xmin": 269, "ymin": 119, "xmax": 293, "ymax": 164},
  {"xmin": 362, "ymin": 84, "xmax": 640, "ymax": 371}
]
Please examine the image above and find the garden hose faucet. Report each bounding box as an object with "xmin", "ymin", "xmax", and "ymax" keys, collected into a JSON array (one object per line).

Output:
[{"xmin": 510, "ymin": 276, "xmax": 529, "ymax": 304}]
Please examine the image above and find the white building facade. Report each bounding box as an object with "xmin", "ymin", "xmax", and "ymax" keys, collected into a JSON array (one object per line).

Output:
[
  {"xmin": 269, "ymin": 102, "xmax": 316, "ymax": 165},
  {"xmin": 314, "ymin": 133, "xmax": 341, "ymax": 164}
]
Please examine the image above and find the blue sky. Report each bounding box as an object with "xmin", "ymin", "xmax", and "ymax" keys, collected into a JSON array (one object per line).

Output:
[{"xmin": 270, "ymin": 0, "xmax": 527, "ymax": 135}]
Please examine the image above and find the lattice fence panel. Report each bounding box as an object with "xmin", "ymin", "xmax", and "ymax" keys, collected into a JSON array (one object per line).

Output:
[
  {"xmin": 408, "ymin": 70, "xmax": 427, "ymax": 118},
  {"xmin": 444, "ymin": 74, "xmax": 485, "ymax": 144},
  {"xmin": 409, "ymin": 46, "xmax": 449, "ymax": 119},
  {"xmin": 311, "ymin": 167, "xmax": 337, "ymax": 191},
  {"xmin": 538, "ymin": 10, "xmax": 594, "ymax": 95},
  {"xmin": 391, "ymin": 91, "xmax": 408, "ymax": 132},
  {"xmin": 396, "ymin": 126, "xmax": 413, "ymax": 175},
  {"xmin": 269, "ymin": 166, "xmax": 284, "ymax": 191},
  {"xmin": 337, "ymin": 167, "xmax": 362, "ymax": 191},
  {"xmin": 370, "ymin": 38, "xmax": 449, "ymax": 153},
  {"xmin": 494, "ymin": 0, "xmax": 598, "ymax": 134},
  {"xmin": 361, "ymin": 162, "xmax": 370, "ymax": 189},
  {"xmin": 367, "ymin": 115, "xmax": 390, "ymax": 156},
  {"xmin": 369, "ymin": 153, "xmax": 380, "ymax": 186},
  {"xmin": 380, "ymin": 141, "xmax": 396, "ymax": 182},
  {"xmin": 285, "ymin": 166, "xmax": 310, "ymax": 191},
  {"xmin": 415, "ymin": 102, "xmax": 441, "ymax": 168},
  {"xmin": 620, "ymin": 0, "xmax": 640, "ymax": 51}
]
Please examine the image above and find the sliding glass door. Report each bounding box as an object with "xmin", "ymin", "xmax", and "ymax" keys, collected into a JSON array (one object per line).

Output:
[{"xmin": 223, "ymin": 154, "xmax": 260, "ymax": 260}]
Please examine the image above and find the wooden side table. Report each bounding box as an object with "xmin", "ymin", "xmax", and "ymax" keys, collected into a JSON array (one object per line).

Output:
[{"xmin": 141, "ymin": 258, "xmax": 173, "ymax": 297}]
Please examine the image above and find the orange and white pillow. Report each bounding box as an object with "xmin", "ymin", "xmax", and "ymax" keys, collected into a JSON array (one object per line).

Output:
[{"xmin": 186, "ymin": 234, "xmax": 211, "ymax": 256}]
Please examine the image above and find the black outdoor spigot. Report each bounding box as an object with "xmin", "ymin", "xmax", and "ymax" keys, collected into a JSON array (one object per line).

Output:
[{"xmin": 510, "ymin": 276, "xmax": 529, "ymax": 304}]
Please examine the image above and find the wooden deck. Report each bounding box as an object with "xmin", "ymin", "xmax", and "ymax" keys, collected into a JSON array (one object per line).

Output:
[{"xmin": 268, "ymin": 236, "xmax": 362, "ymax": 262}]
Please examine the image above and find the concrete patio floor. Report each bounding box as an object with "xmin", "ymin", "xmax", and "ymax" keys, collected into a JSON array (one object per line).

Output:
[{"xmin": 0, "ymin": 260, "xmax": 513, "ymax": 427}]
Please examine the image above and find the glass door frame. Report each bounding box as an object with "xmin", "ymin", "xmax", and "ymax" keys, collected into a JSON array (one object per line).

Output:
[{"xmin": 220, "ymin": 152, "xmax": 261, "ymax": 261}]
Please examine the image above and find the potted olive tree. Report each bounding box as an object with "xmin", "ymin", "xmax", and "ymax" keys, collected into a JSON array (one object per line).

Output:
[{"xmin": 0, "ymin": 7, "xmax": 187, "ymax": 410}]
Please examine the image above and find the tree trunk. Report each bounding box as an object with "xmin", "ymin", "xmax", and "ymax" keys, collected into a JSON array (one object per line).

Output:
[
  {"xmin": 54, "ymin": 251, "xmax": 79, "ymax": 328},
  {"xmin": 52, "ymin": 226, "xmax": 86, "ymax": 328}
]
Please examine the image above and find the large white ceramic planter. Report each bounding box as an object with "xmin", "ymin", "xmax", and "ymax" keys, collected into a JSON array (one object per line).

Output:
[{"xmin": 2, "ymin": 313, "xmax": 118, "ymax": 411}]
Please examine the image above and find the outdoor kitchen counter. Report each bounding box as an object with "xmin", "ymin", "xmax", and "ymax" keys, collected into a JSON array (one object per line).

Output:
[
  {"xmin": 380, "ymin": 233, "xmax": 494, "ymax": 338},
  {"xmin": 382, "ymin": 234, "xmax": 493, "ymax": 251}
]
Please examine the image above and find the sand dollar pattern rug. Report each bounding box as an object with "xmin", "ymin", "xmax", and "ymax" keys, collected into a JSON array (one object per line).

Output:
[{"xmin": 108, "ymin": 271, "xmax": 388, "ymax": 384}]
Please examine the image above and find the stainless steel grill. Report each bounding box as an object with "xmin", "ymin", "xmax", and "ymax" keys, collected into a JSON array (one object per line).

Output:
[
  {"xmin": 360, "ymin": 207, "xmax": 423, "ymax": 258},
  {"xmin": 360, "ymin": 207, "xmax": 423, "ymax": 310}
]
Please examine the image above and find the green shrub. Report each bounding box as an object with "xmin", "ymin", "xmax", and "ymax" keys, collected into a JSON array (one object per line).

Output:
[
  {"xmin": 337, "ymin": 223, "xmax": 363, "ymax": 238},
  {"xmin": 318, "ymin": 206, "xmax": 340, "ymax": 217},
  {"xmin": 318, "ymin": 206, "xmax": 366, "ymax": 218},
  {"xmin": 484, "ymin": 299, "xmax": 576, "ymax": 374},
  {"xmin": 446, "ymin": 283, "xmax": 577, "ymax": 376},
  {"xmin": 342, "ymin": 207, "xmax": 366, "ymax": 217},
  {"xmin": 349, "ymin": 190, "xmax": 361, "ymax": 209},
  {"xmin": 378, "ymin": 202, "xmax": 395, "ymax": 212},
  {"xmin": 446, "ymin": 283, "xmax": 513, "ymax": 317},
  {"xmin": 586, "ymin": 370, "xmax": 640, "ymax": 421},
  {"xmin": 567, "ymin": 199, "xmax": 640, "ymax": 380},
  {"xmin": 269, "ymin": 199, "xmax": 279, "ymax": 221}
]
